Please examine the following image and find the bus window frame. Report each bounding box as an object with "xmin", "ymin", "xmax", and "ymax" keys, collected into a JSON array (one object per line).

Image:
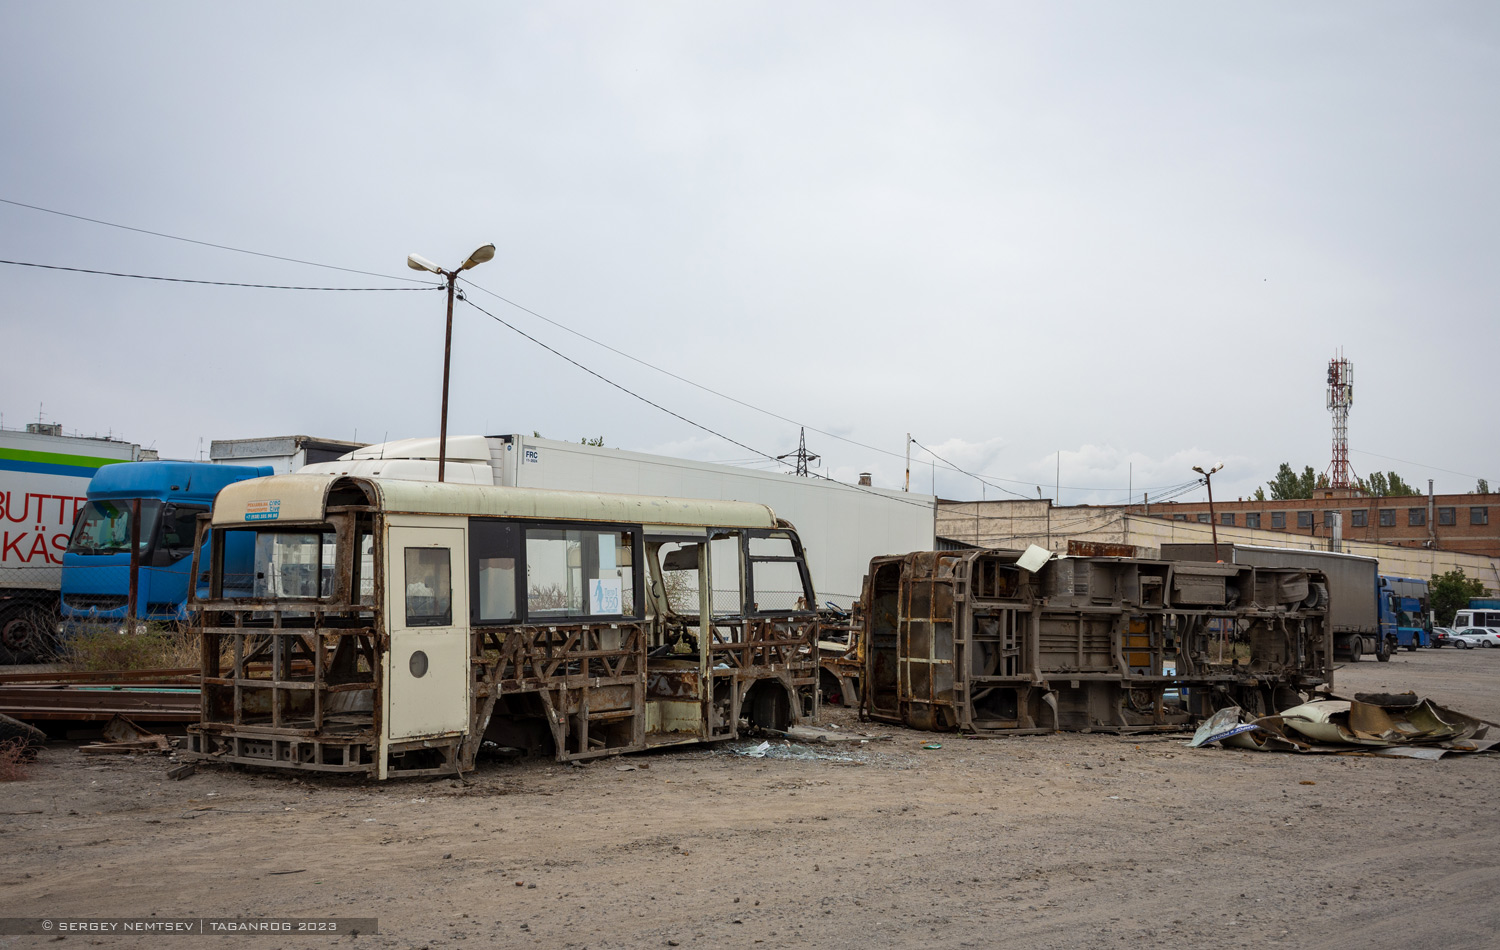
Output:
[
  {"xmin": 744, "ymin": 527, "xmax": 817, "ymax": 617},
  {"xmin": 207, "ymin": 521, "xmax": 344, "ymax": 604},
  {"xmin": 504, "ymin": 519, "xmax": 646, "ymax": 625}
]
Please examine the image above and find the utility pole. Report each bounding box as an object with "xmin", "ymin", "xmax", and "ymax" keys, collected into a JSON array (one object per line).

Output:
[
  {"xmin": 904, "ymin": 434, "xmax": 911, "ymax": 492},
  {"xmin": 1193, "ymin": 463, "xmax": 1224, "ymax": 561}
]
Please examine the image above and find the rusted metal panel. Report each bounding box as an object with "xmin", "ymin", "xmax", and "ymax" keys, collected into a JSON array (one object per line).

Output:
[
  {"xmin": 646, "ymin": 669, "xmax": 701, "ymax": 700},
  {"xmin": 1067, "ymin": 539, "xmax": 1138, "ymax": 558}
]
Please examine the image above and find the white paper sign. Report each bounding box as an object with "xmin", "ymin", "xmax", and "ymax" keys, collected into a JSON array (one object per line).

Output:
[{"xmin": 590, "ymin": 577, "xmax": 622, "ymax": 614}]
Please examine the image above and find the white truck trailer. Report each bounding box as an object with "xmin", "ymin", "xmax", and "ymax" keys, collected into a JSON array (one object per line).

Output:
[
  {"xmin": 0, "ymin": 424, "xmax": 142, "ymax": 660},
  {"xmin": 301, "ymin": 433, "xmax": 937, "ymax": 608}
]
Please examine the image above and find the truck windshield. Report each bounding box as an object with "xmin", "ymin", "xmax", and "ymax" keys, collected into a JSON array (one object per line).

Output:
[{"xmin": 67, "ymin": 499, "xmax": 162, "ymax": 556}]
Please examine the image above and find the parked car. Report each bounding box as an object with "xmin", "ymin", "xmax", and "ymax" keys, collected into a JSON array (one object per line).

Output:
[
  {"xmin": 1432, "ymin": 627, "xmax": 1457, "ymax": 648},
  {"xmin": 1450, "ymin": 627, "xmax": 1500, "ymax": 649}
]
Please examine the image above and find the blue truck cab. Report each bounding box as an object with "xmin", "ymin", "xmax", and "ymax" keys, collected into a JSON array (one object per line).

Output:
[
  {"xmin": 1379, "ymin": 575, "xmax": 1432, "ymax": 651},
  {"xmin": 60, "ymin": 461, "xmax": 271, "ymax": 626}
]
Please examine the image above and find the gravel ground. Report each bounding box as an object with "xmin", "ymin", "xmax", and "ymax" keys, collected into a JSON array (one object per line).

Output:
[{"xmin": 2, "ymin": 648, "xmax": 1498, "ymax": 950}]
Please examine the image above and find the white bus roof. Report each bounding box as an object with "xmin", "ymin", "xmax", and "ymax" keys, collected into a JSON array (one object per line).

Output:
[{"xmin": 211, "ymin": 473, "xmax": 782, "ymax": 531}]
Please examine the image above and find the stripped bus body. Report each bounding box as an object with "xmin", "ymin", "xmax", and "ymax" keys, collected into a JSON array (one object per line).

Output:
[
  {"xmin": 862, "ymin": 549, "xmax": 1332, "ymax": 734},
  {"xmin": 184, "ymin": 474, "xmax": 819, "ymax": 779}
]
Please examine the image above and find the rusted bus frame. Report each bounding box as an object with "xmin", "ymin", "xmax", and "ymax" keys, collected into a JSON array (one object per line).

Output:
[
  {"xmin": 815, "ymin": 603, "xmax": 864, "ymax": 707},
  {"xmin": 190, "ymin": 611, "xmax": 385, "ymax": 773},
  {"xmin": 465, "ymin": 621, "xmax": 647, "ymax": 763},
  {"xmin": 864, "ymin": 549, "xmax": 1331, "ymax": 735},
  {"xmin": 457, "ymin": 613, "xmax": 821, "ymax": 764},
  {"xmin": 707, "ymin": 617, "xmax": 817, "ymax": 670},
  {"xmin": 186, "ymin": 506, "xmax": 394, "ymax": 775}
]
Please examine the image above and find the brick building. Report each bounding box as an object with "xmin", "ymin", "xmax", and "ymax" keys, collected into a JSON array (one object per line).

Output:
[{"xmin": 1131, "ymin": 488, "xmax": 1500, "ymax": 558}]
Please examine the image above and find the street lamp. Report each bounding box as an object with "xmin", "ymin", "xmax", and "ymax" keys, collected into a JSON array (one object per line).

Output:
[
  {"xmin": 407, "ymin": 243, "xmax": 496, "ymax": 481},
  {"xmin": 1192, "ymin": 463, "xmax": 1224, "ymax": 561}
]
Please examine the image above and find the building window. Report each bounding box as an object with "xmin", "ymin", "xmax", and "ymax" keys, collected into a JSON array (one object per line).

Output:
[
  {"xmin": 1297, "ymin": 511, "xmax": 1313, "ymax": 528},
  {"xmin": 1246, "ymin": 512, "xmax": 1261, "ymax": 528},
  {"xmin": 1350, "ymin": 509, "xmax": 1367, "ymax": 527},
  {"xmin": 1439, "ymin": 507, "xmax": 1456, "ymax": 526},
  {"xmin": 1221, "ymin": 512, "xmax": 1235, "ymax": 526},
  {"xmin": 1197, "ymin": 513, "xmax": 1210, "ymax": 523},
  {"xmin": 1323, "ymin": 511, "xmax": 1336, "ymax": 528},
  {"xmin": 1173, "ymin": 514, "xmax": 1187, "ymax": 521},
  {"xmin": 1473, "ymin": 507, "xmax": 1489, "ymax": 526},
  {"xmin": 1271, "ymin": 511, "xmax": 1285, "ymax": 529},
  {"xmin": 1409, "ymin": 508, "xmax": 1426, "ymax": 527},
  {"xmin": 1379, "ymin": 509, "xmax": 1396, "ymax": 527}
]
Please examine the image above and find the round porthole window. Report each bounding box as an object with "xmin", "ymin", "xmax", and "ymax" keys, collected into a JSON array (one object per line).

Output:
[{"xmin": 409, "ymin": 650, "xmax": 429, "ymax": 678}]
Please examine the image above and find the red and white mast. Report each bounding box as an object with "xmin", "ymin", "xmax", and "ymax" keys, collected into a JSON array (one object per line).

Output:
[{"xmin": 1326, "ymin": 350, "xmax": 1354, "ymax": 490}]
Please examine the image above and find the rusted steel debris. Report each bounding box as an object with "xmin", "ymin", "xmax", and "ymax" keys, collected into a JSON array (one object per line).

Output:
[
  {"xmin": 0, "ymin": 668, "xmax": 202, "ymax": 723},
  {"xmin": 1191, "ymin": 693, "xmax": 1500, "ymax": 758}
]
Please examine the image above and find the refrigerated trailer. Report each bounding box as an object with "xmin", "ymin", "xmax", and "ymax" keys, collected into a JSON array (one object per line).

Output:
[
  {"xmin": 1161, "ymin": 543, "xmax": 1389, "ymax": 661},
  {"xmin": 301, "ymin": 433, "xmax": 936, "ymax": 610},
  {"xmin": 0, "ymin": 424, "xmax": 141, "ymax": 660}
]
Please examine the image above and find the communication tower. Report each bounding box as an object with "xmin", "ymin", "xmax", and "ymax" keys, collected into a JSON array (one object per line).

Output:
[{"xmin": 1326, "ymin": 352, "xmax": 1354, "ymax": 490}]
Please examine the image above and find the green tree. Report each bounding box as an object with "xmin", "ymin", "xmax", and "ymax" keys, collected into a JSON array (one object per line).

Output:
[
  {"xmin": 1430, "ymin": 569, "xmax": 1487, "ymax": 627},
  {"xmin": 1360, "ymin": 471, "xmax": 1420, "ymax": 497},
  {"xmin": 580, "ymin": 436, "xmax": 605, "ymax": 447},
  {"xmin": 1264, "ymin": 463, "xmax": 1317, "ymax": 500},
  {"xmin": 1477, "ymin": 478, "xmax": 1490, "ymax": 494}
]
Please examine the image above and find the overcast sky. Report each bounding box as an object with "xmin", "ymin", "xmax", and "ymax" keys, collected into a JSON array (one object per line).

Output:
[{"xmin": 2, "ymin": 2, "xmax": 1496, "ymax": 505}]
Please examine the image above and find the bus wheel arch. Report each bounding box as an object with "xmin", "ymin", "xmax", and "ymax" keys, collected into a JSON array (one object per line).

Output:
[{"xmin": 742, "ymin": 676, "xmax": 798, "ymax": 732}]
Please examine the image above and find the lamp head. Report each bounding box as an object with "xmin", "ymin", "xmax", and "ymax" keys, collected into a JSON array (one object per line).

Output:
[
  {"xmin": 460, "ymin": 243, "xmax": 496, "ymax": 271},
  {"xmin": 407, "ymin": 253, "xmax": 443, "ymax": 274}
]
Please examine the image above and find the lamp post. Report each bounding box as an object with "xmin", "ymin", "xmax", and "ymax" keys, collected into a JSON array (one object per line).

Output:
[
  {"xmin": 407, "ymin": 243, "xmax": 496, "ymax": 481},
  {"xmin": 1192, "ymin": 463, "xmax": 1224, "ymax": 561}
]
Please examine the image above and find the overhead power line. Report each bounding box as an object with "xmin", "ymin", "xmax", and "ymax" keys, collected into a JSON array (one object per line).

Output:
[
  {"xmin": 459, "ymin": 294, "xmax": 937, "ymax": 511},
  {"xmin": 460, "ymin": 276, "xmax": 1191, "ymax": 495},
  {"xmin": 908, "ymin": 437, "xmax": 1030, "ymax": 500},
  {"xmin": 0, "ymin": 196, "xmax": 1194, "ymax": 501},
  {"xmin": 0, "ymin": 259, "xmax": 440, "ymax": 291},
  {"xmin": 0, "ymin": 196, "xmax": 430, "ymax": 283},
  {"xmin": 1351, "ymin": 449, "xmax": 1486, "ymax": 482}
]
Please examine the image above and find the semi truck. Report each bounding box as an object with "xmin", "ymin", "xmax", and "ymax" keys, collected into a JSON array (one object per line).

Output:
[
  {"xmin": 301, "ymin": 433, "xmax": 938, "ymax": 610},
  {"xmin": 59, "ymin": 436, "xmax": 363, "ymax": 633},
  {"xmin": 1161, "ymin": 543, "xmax": 1395, "ymax": 662},
  {"xmin": 0, "ymin": 424, "xmax": 142, "ymax": 661},
  {"xmin": 59, "ymin": 461, "xmax": 272, "ymax": 630}
]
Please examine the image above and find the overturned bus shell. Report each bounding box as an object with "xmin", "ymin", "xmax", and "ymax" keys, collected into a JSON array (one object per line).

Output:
[
  {"xmin": 184, "ymin": 474, "xmax": 820, "ymax": 779},
  {"xmin": 861, "ymin": 549, "xmax": 1331, "ymax": 734}
]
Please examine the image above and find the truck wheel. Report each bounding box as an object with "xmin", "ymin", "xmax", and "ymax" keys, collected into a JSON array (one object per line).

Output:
[
  {"xmin": 1377, "ymin": 636, "xmax": 1396, "ymax": 661},
  {"xmin": 1346, "ymin": 638, "xmax": 1362, "ymax": 662},
  {"xmin": 0, "ymin": 606, "xmax": 58, "ymax": 663}
]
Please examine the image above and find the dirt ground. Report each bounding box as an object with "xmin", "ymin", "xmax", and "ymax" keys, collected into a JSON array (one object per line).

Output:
[{"xmin": 3, "ymin": 648, "xmax": 1499, "ymax": 950}]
